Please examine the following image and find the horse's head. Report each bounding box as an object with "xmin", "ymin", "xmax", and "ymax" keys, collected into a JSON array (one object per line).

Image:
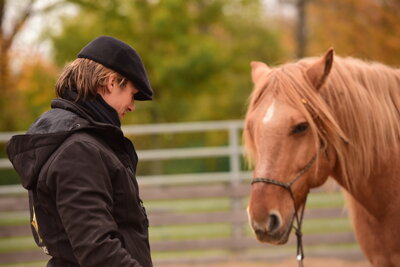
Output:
[{"xmin": 245, "ymin": 49, "xmax": 343, "ymax": 245}]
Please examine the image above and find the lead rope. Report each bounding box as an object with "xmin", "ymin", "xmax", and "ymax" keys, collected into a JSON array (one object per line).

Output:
[{"xmin": 289, "ymin": 189, "xmax": 308, "ymax": 267}]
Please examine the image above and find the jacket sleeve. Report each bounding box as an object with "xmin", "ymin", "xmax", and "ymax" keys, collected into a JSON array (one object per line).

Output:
[{"xmin": 47, "ymin": 140, "xmax": 143, "ymax": 267}]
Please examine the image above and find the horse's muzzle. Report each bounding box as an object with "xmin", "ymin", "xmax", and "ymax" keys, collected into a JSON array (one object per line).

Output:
[{"xmin": 250, "ymin": 211, "xmax": 294, "ymax": 245}]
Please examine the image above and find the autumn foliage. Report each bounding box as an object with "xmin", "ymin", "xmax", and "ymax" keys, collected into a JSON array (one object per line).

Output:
[{"xmin": 1, "ymin": 0, "xmax": 399, "ymax": 131}]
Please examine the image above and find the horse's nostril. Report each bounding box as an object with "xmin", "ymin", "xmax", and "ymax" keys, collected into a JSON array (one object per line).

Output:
[{"xmin": 267, "ymin": 213, "xmax": 281, "ymax": 233}]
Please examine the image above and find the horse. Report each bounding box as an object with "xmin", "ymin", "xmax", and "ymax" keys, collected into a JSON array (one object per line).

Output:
[{"xmin": 244, "ymin": 48, "xmax": 400, "ymax": 267}]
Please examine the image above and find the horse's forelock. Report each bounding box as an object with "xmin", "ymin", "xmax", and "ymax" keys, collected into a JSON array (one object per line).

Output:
[{"xmin": 244, "ymin": 65, "xmax": 326, "ymax": 169}]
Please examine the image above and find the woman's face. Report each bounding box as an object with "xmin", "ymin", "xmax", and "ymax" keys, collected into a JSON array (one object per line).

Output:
[{"xmin": 100, "ymin": 74, "xmax": 139, "ymax": 119}]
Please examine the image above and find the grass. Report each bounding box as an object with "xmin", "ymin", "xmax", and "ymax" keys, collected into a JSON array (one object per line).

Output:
[
  {"xmin": 0, "ymin": 211, "xmax": 29, "ymax": 226},
  {"xmin": 303, "ymin": 217, "xmax": 352, "ymax": 234},
  {"xmin": 146, "ymin": 197, "xmax": 231, "ymax": 213},
  {"xmin": 150, "ymin": 223, "xmax": 231, "ymax": 241},
  {"xmin": 145, "ymin": 191, "xmax": 345, "ymax": 214},
  {"xmin": 0, "ymin": 261, "xmax": 48, "ymax": 267},
  {"xmin": 0, "ymin": 236, "xmax": 37, "ymax": 253},
  {"xmin": 242, "ymin": 217, "xmax": 352, "ymax": 236},
  {"xmin": 152, "ymin": 249, "xmax": 231, "ymax": 260},
  {"xmin": 307, "ymin": 192, "xmax": 345, "ymax": 209}
]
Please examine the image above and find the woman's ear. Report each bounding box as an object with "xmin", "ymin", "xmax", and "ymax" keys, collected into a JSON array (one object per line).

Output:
[{"xmin": 106, "ymin": 74, "xmax": 117, "ymax": 93}]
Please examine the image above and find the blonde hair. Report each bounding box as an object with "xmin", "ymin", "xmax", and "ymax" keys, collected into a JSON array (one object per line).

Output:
[
  {"xmin": 56, "ymin": 58, "xmax": 128, "ymax": 100},
  {"xmin": 244, "ymin": 56, "xmax": 400, "ymax": 190}
]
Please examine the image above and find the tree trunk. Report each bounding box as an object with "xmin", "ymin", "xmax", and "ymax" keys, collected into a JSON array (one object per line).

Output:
[
  {"xmin": 0, "ymin": 0, "xmax": 13, "ymax": 130},
  {"xmin": 296, "ymin": 0, "xmax": 308, "ymax": 58},
  {"xmin": 0, "ymin": 0, "xmax": 8, "ymax": 93}
]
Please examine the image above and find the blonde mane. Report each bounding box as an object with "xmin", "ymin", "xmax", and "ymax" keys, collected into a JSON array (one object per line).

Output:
[{"xmin": 244, "ymin": 56, "xmax": 400, "ymax": 189}]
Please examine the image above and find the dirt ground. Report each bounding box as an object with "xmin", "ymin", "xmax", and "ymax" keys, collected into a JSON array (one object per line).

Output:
[{"xmin": 164, "ymin": 258, "xmax": 371, "ymax": 267}]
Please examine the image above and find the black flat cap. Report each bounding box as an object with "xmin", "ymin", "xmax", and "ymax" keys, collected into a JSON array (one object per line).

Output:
[{"xmin": 77, "ymin": 36, "xmax": 153, "ymax": 101}]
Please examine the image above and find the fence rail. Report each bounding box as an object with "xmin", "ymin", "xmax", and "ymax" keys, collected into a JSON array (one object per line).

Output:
[{"xmin": 0, "ymin": 120, "xmax": 364, "ymax": 266}]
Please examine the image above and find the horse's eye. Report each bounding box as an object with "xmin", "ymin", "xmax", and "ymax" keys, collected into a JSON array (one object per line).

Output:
[{"xmin": 292, "ymin": 122, "xmax": 309, "ymax": 134}]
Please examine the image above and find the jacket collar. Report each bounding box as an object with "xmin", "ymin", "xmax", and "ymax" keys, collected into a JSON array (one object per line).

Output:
[{"xmin": 59, "ymin": 89, "xmax": 121, "ymax": 128}]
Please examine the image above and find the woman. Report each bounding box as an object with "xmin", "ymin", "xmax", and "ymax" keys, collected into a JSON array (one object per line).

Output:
[{"xmin": 7, "ymin": 36, "xmax": 153, "ymax": 267}]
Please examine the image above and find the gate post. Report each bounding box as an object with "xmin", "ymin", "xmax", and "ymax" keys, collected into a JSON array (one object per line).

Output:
[{"xmin": 228, "ymin": 122, "xmax": 244, "ymax": 256}]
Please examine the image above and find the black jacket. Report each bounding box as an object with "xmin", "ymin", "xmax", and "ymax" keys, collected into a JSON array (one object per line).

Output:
[{"xmin": 6, "ymin": 99, "xmax": 152, "ymax": 267}]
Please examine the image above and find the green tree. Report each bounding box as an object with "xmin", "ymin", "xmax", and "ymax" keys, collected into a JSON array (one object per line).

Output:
[
  {"xmin": 45, "ymin": 0, "xmax": 286, "ymax": 175},
  {"xmin": 49, "ymin": 0, "xmax": 285, "ymax": 124}
]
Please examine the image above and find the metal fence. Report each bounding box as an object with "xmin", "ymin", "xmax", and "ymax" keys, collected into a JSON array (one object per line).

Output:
[
  {"xmin": 0, "ymin": 120, "xmax": 364, "ymax": 266},
  {"xmin": 0, "ymin": 120, "xmax": 246, "ymax": 190}
]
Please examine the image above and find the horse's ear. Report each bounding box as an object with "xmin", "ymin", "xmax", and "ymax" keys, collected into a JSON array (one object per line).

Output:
[
  {"xmin": 251, "ymin": 61, "xmax": 271, "ymax": 84},
  {"xmin": 306, "ymin": 48, "xmax": 334, "ymax": 90}
]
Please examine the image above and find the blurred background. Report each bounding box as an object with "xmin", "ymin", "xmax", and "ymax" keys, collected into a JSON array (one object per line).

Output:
[{"xmin": 0, "ymin": 0, "xmax": 399, "ymax": 266}]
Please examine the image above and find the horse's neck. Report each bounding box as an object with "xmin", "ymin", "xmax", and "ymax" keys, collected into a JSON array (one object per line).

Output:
[
  {"xmin": 326, "ymin": 62, "xmax": 400, "ymax": 216},
  {"xmin": 332, "ymin": 154, "xmax": 400, "ymax": 217}
]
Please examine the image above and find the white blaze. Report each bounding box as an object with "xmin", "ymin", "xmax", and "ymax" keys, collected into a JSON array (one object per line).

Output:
[{"xmin": 262, "ymin": 100, "xmax": 276, "ymax": 124}]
